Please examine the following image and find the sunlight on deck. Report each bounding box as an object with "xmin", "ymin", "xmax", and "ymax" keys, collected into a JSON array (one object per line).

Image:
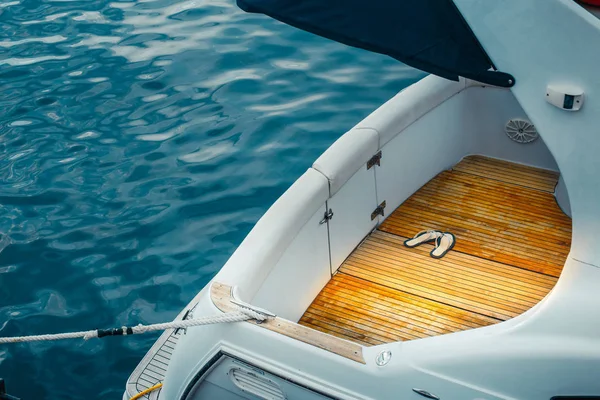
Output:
[{"xmin": 299, "ymin": 156, "xmax": 572, "ymax": 345}]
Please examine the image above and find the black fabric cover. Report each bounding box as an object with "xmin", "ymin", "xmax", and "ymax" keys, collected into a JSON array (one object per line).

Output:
[{"xmin": 237, "ymin": 0, "xmax": 514, "ymax": 87}]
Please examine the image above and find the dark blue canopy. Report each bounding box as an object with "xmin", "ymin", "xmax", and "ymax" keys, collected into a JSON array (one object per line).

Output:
[{"xmin": 237, "ymin": 0, "xmax": 514, "ymax": 87}]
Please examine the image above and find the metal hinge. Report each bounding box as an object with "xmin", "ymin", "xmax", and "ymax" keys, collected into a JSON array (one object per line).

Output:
[
  {"xmin": 366, "ymin": 151, "xmax": 382, "ymax": 170},
  {"xmin": 319, "ymin": 209, "xmax": 334, "ymax": 225},
  {"xmin": 370, "ymin": 201, "xmax": 386, "ymax": 220}
]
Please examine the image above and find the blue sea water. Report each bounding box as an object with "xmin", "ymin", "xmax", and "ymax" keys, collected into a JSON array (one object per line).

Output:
[{"xmin": 0, "ymin": 0, "xmax": 422, "ymax": 398}]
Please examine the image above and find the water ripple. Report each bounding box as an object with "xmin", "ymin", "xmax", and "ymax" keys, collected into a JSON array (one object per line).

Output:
[{"xmin": 0, "ymin": 0, "xmax": 421, "ymax": 398}]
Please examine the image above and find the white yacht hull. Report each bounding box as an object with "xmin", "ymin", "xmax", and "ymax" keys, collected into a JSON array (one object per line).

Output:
[
  {"xmin": 125, "ymin": 2, "xmax": 600, "ymax": 398},
  {"xmin": 124, "ymin": 72, "xmax": 600, "ymax": 400}
]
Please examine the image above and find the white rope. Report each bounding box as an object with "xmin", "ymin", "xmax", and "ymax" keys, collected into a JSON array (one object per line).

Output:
[
  {"xmin": 0, "ymin": 330, "xmax": 99, "ymax": 343},
  {"xmin": 0, "ymin": 308, "xmax": 266, "ymax": 344}
]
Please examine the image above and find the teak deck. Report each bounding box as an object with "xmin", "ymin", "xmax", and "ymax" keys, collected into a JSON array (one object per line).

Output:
[{"xmin": 299, "ymin": 156, "xmax": 572, "ymax": 346}]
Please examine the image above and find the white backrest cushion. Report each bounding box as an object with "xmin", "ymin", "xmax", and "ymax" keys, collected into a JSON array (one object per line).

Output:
[
  {"xmin": 214, "ymin": 167, "xmax": 329, "ymax": 300},
  {"xmin": 313, "ymin": 127, "xmax": 379, "ymax": 196},
  {"xmin": 357, "ymin": 75, "xmax": 467, "ymax": 146}
]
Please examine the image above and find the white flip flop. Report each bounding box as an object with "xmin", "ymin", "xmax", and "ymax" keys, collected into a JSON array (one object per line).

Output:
[
  {"xmin": 404, "ymin": 230, "xmax": 443, "ymax": 248},
  {"xmin": 430, "ymin": 232, "xmax": 456, "ymax": 259}
]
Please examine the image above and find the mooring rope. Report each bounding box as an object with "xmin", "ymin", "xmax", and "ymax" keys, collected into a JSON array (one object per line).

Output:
[{"xmin": 0, "ymin": 308, "xmax": 266, "ymax": 344}]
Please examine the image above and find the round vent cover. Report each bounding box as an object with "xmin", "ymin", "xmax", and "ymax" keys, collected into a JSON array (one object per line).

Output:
[{"xmin": 505, "ymin": 118, "xmax": 539, "ymax": 143}]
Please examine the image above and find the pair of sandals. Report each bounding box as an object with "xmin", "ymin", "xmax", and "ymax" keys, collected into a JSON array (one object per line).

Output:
[{"xmin": 404, "ymin": 230, "xmax": 456, "ymax": 259}]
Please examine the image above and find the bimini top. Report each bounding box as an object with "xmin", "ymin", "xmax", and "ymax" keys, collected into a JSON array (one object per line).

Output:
[{"xmin": 237, "ymin": 0, "xmax": 515, "ymax": 87}]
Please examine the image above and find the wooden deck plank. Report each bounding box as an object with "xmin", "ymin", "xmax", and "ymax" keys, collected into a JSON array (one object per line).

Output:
[
  {"xmin": 359, "ymin": 240, "xmax": 553, "ymax": 300},
  {"xmin": 453, "ymin": 155, "xmax": 560, "ymax": 192},
  {"xmin": 299, "ymin": 319, "xmax": 381, "ymax": 347},
  {"xmin": 299, "ymin": 155, "xmax": 570, "ymax": 346},
  {"xmin": 300, "ymin": 273, "xmax": 499, "ymax": 342},
  {"xmin": 321, "ymin": 275, "xmax": 499, "ymax": 329},
  {"xmin": 300, "ymin": 273, "xmax": 501, "ymax": 345},
  {"xmin": 379, "ymin": 162, "xmax": 571, "ymax": 277}
]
